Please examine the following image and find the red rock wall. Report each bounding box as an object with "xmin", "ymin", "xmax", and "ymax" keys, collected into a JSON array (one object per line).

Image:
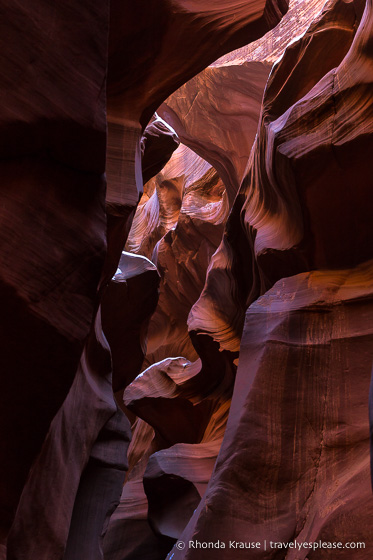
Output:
[
  {"xmin": 0, "ymin": 0, "xmax": 290, "ymax": 558},
  {"xmin": 160, "ymin": 0, "xmax": 373, "ymax": 558},
  {"xmin": 4, "ymin": 0, "xmax": 373, "ymax": 558},
  {"xmin": 109, "ymin": 0, "xmax": 373, "ymax": 559},
  {"xmin": 0, "ymin": 1, "xmax": 109, "ymax": 545},
  {"xmin": 174, "ymin": 262, "xmax": 373, "ymax": 560}
]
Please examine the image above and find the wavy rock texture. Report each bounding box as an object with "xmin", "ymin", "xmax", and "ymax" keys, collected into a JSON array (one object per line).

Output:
[
  {"xmin": 102, "ymin": 357, "xmax": 231, "ymax": 558},
  {"xmin": 128, "ymin": 142, "xmax": 237, "ymax": 366},
  {"xmin": 126, "ymin": 144, "xmax": 221, "ymax": 370},
  {"xmin": 7, "ymin": 251, "xmax": 159, "ymax": 560},
  {"xmin": 74, "ymin": 5, "xmax": 294, "ymax": 551},
  {"xmin": 128, "ymin": 20, "xmax": 291, "ymax": 368},
  {"xmin": 0, "ymin": 1, "xmax": 290, "ymax": 555},
  {"xmin": 126, "ymin": 143, "xmax": 212, "ymax": 262},
  {"xmin": 113, "ymin": 2, "xmax": 343, "ymax": 555},
  {"xmin": 125, "ymin": 362, "xmax": 231, "ymax": 541},
  {"xmin": 103, "ymin": 3, "xmax": 351, "ymax": 558},
  {"xmin": 5, "ymin": 0, "xmax": 373, "ymax": 558},
  {"xmin": 102, "ymin": 420, "xmax": 173, "ymax": 560},
  {"xmin": 102, "ymin": 252, "xmax": 160, "ymax": 401},
  {"xmin": 104, "ymin": 117, "xmax": 179, "ymax": 281},
  {"xmin": 104, "ymin": 0, "xmax": 291, "ymax": 442},
  {"xmin": 110, "ymin": 0, "xmax": 373, "ymax": 558},
  {"xmin": 158, "ymin": 61, "xmax": 271, "ymax": 204},
  {"xmin": 172, "ymin": 261, "xmax": 373, "ymax": 559},
  {"xmin": 145, "ymin": 159, "xmax": 229, "ymax": 367},
  {"xmin": 106, "ymin": 0, "xmax": 289, "ymax": 219},
  {"xmin": 158, "ymin": 0, "xmax": 327, "ymax": 202},
  {"xmin": 166, "ymin": 0, "xmax": 373, "ymax": 558},
  {"xmin": 104, "ymin": 147, "xmax": 234, "ymax": 558},
  {"xmin": 0, "ymin": 1, "xmax": 109, "ymax": 545},
  {"xmin": 5, "ymin": 126, "xmax": 173, "ymax": 560},
  {"xmin": 189, "ymin": 0, "xmax": 366, "ymax": 353}
]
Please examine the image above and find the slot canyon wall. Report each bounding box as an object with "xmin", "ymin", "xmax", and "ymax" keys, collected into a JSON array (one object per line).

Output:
[{"xmin": 1, "ymin": 0, "xmax": 373, "ymax": 559}]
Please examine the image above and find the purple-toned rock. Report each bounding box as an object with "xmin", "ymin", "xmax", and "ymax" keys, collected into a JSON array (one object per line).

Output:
[
  {"xmin": 171, "ymin": 261, "xmax": 373, "ymax": 559},
  {"xmin": 0, "ymin": 1, "xmax": 109, "ymax": 543}
]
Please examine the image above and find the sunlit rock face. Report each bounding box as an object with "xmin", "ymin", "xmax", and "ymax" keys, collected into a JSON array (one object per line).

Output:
[
  {"xmin": 189, "ymin": 0, "xmax": 366, "ymax": 354},
  {"xmin": 158, "ymin": 0, "xmax": 328, "ymax": 203},
  {"xmin": 128, "ymin": 144, "xmax": 229, "ymax": 367},
  {"xmin": 161, "ymin": 0, "xmax": 373, "ymax": 558},
  {"xmin": 158, "ymin": 61, "xmax": 271, "ymax": 205},
  {"xmin": 106, "ymin": 0, "xmax": 289, "ymax": 223}
]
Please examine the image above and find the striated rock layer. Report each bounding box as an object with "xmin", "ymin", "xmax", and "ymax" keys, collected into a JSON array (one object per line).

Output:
[
  {"xmin": 189, "ymin": 0, "xmax": 368, "ymax": 352},
  {"xmin": 143, "ymin": 150, "xmax": 229, "ymax": 367},
  {"xmin": 106, "ymin": 0, "xmax": 289, "ymax": 226},
  {"xmin": 158, "ymin": 0, "xmax": 328, "ymax": 203},
  {"xmin": 105, "ymin": 146, "xmax": 235, "ymax": 558},
  {"xmin": 0, "ymin": 0, "xmax": 290, "ymax": 556},
  {"xmin": 113, "ymin": 3, "xmax": 344, "ymax": 555},
  {"xmin": 166, "ymin": 0, "xmax": 373, "ymax": 557},
  {"xmin": 5, "ymin": 0, "xmax": 373, "ymax": 558},
  {"xmin": 113, "ymin": 0, "xmax": 373, "ymax": 558},
  {"xmin": 172, "ymin": 262, "xmax": 373, "ymax": 559},
  {"xmin": 158, "ymin": 61, "xmax": 271, "ymax": 203},
  {"xmin": 0, "ymin": 1, "xmax": 109, "ymax": 544}
]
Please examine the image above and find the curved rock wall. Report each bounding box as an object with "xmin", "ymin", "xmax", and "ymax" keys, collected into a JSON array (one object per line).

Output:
[
  {"xmin": 0, "ymin": 1, "xmax": 109, "ymax": 546},
  {"xmin": 113, "ymin": 0, "xmax": 373, "ymax": 559},
  {"xmin": 0, "ymin": 0, "xmax": 290, "ymax": 558},
  {"xmin": 162, "ymin": 0, "xmax": 373, "ymax": 558},
  {"xmin": 3, "ymin": 0, "xmax": 373, "ymax": 558},
  {"xmin": 174, "ymin": 261, "xmax": 373, "ymax": 560}
]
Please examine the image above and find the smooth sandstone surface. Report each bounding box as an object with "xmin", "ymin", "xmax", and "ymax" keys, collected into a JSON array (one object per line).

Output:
[
  {"xmin": 189, "ymin": 0, "xmax": 367, "ymax": 353},
  {"xmin": 106, "ymin": 0, "xmax": 289, "ymax": 213},
  {"xmin": 0, "ymin": 0, "xmax": 109, "ymax": 541},
  {"xmin": 158, "ymin": 0, "xmax": 328, "ymax": 202},
  {"xmin": 170, "ymin": 261, "xmax": 373, "ymax": 559},
  {"xmin": 117, "ymin": 1, "xmax": 373, "ymax": 559},
  {"xmin": 165, "ymin": 0, "xmax": 373, "ymax": 558},
  {"xmin": 3, "ymin": 0, "xmax": 373, "ymax": 558},
  {"xmin": 0, "ymin": 0, "xmax": 290, "ymax": 555}
]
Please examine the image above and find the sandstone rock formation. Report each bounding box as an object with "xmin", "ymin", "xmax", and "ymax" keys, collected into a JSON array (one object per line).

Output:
[
  {"xmin": 158, "ymin": 0, "xmax": 328, "ymax": 202},
  {"xmin": 158, "ymin": 61, "xmax": 271, "ymax": 204},
  {"xmin": 0, "ymin": 0, "xmax": 290, "ymax": 557},
  {"xmin": 106, "ymin": 0, "xmax": 289, "ymax": 244},
  {"xmin": 105, "ymin": 0, "xmax": 373, "ymax": 559},
  {"xmin": 136, "ymin": 148, "xmax": 229, "ymax": 367},
  {"xmin": 110, "ymin": 2, "xmax": 349, "ymax": 557},
  {"xmin": 0, "ymin": 1, "xmax": 109, "ymax": 545},
  {"xmin": 162, "ymin": 0, "xmax": 373, "ymax": 557},
  {"xmin": 173, "ymin": 262, "xmax": 373, "ymax": 560},
  {"xmin": 3, "ymin": 0, "xmax": 373, "ymax": 558},
  {"xmin": 189, "ymin": 0, "xmax": 368, "ymax": 355}
]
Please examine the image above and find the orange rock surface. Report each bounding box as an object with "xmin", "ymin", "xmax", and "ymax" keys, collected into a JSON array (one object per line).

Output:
[
  {"xmin": 3, "ymin": 0, "xmax": 373, "ymax": 559},
  {"xmin": 0, "ymin": 0, "xmax": 289, "ymax": 558}
]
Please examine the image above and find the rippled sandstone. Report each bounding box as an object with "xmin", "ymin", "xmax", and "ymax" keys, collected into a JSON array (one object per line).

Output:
[{"xmin": 0, "ymin": 0, "xmax": 289, "ymax": 557}]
